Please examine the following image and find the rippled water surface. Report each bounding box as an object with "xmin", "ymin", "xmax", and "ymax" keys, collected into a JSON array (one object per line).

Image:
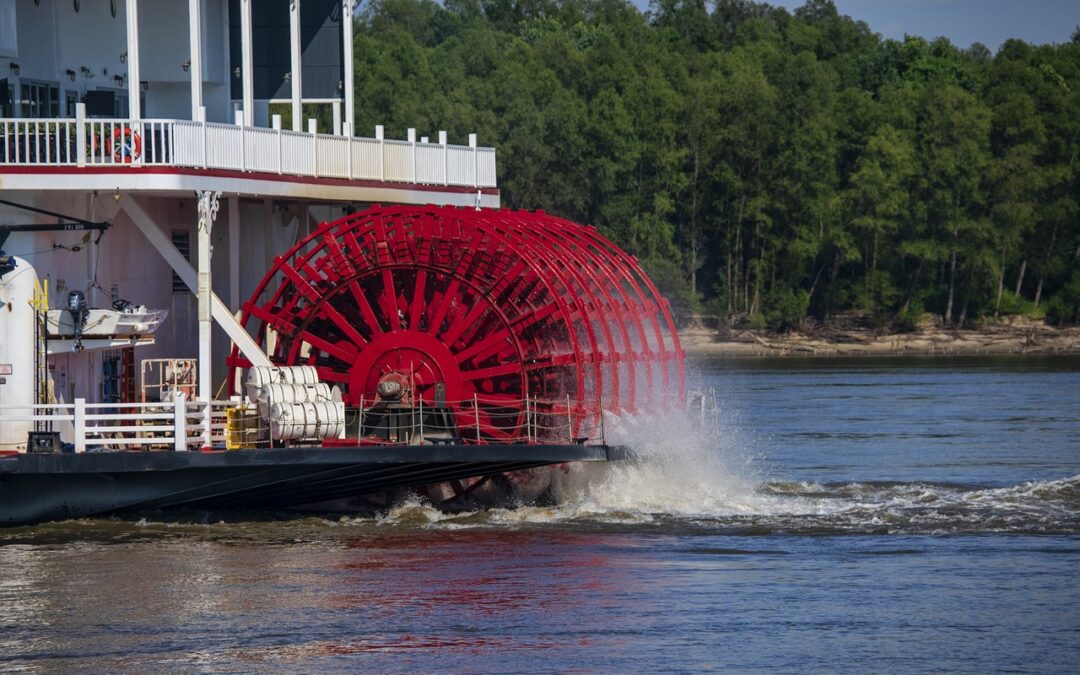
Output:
[{"xmin": 2, "ymin": 356, "xmax": 1079, "ymax": 672}]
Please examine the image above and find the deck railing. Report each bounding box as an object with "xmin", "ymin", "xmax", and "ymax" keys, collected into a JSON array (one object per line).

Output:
[
  {"xmin": 0, "ymin": 116, "xmax": 497, "ymax": 188},
  {"xmin": 0, "ymin": 395, "xmax": 604, "ymax": 453}
]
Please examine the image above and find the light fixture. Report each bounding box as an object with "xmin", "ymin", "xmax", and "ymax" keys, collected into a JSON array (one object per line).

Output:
[
  {"xmin": 8, "ymin": 62, "xmax": 19, "ymax": 76},
  {"xmin": 232, "ymin": 67, "xmax": 241, "ymax": 79},
  {"xmin": 120, "ymin": 51, "xmax": 127, "ymax": 64},
  {"xmin": 66, "ymin": 69, "xmax": 76, "ymax": 82},
  {"xmin": 80, "ymin": 66, "xmax": 95, "ymax": 79},
  {"xmin": 283, "ymin": 72, "xmax": 292, "ymax": 83},
  {"xmin": 181, "ymin": 59, "xmax": 191, "ymax": 73},
  {"xmin": 113, "ymin": 74, "xmax": 125, "ymax": 87},
  {"xmin": 140, "ymin": 80, "xmax": 148, "ymax": 92}
]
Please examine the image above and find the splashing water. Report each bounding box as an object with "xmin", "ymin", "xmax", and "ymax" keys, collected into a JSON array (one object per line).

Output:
[{"xmin": 360, "ymin": 402, "xmax": 1080, "ymax": 535}]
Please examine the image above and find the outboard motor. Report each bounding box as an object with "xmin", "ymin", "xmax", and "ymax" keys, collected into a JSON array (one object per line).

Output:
[{"xmin": 66, "ymin": 290, "xmax": 89, "ymax": 351}]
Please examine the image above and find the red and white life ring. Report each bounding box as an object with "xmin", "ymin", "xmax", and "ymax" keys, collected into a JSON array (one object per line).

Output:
[{"xmin": 111, "ymin": 127, "xmax": 142, "ymax": 163}]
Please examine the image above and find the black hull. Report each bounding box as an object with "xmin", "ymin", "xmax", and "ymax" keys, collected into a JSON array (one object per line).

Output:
[{"xmin": 0, "ymin": 444, "xmax": 627, "ymax": 527}]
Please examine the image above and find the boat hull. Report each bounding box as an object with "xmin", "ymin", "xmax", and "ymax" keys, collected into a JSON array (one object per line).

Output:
[{"xmin": 0, "ymin": 444, "xmax": 626, "ymax": 526}]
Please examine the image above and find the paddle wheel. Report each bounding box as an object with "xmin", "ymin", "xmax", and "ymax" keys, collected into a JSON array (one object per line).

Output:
[{"xmin": 228, "ymin": 205, "xmax": 684, "ymax": 444}]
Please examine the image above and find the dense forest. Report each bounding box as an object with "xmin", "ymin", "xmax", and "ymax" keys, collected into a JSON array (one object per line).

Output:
[{"xmin": 350, "ymin": 0, "xmax": 1080, "ymax": 329}]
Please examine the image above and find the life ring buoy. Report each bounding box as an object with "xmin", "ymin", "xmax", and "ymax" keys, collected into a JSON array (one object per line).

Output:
[{"xmin": 111, "ymin": 127, "xmax": 141, "ymax": 163}]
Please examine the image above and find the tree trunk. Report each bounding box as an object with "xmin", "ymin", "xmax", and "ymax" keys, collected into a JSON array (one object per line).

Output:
[
  {"xmin": 726, "ymin": 251, "xmax": 733, "ymax": 318},
  {"xmin": 825, "ymin": 250, "xmax": 840, "ymax": 321},
  {"xmin": 901, "ymin": 259, "xmax": 924, "ymax": 314},
  {"xmin": 945, "ymin": 228, "xmax": 958, "ymax": 325},
  {"xmin": 1014, "ymin": 257, "xmax": 1027, "ymax": 297},
  {"xmin": 1034, "ymin": 223, "xmax": 1058, "ymax": 308},
  {"xmin": 994, "ymin": 245, "xmax": 1006, "ymax": 318}
]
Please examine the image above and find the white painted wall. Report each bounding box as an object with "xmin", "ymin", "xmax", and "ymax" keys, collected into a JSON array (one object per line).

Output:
[{"xmin": 7, "ymin": 0, "xmax": 231, "ymax": 120}]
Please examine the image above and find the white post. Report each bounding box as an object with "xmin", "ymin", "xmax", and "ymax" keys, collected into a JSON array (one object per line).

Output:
[
  {"xmin": 241, "ymin": 0, "xmax": 254, "ymax": 127},
  {"xmin": 418, "ymin": 394, "xmax": 424, "ymax": 442},
  {"xmin": 75, "ymin": 103, "xmax": 86, "ymax": 167},
  {"xmin": 525, "ymin": 392, "xmax": 530, "ymax": 443},
  {"xmin": 600, "ymin": 395, "xmax": 606, "ymax": 446},
  {"xmin": 272, "ymin": 114, "xmax": 282, "ymax": 174},
  {"xmin": 375, "ymin": 124, "xmax": 384, "ymax": 181},
  {"xmin": 308, "ymin": 118, "xmax": 318, "ymax": 177},
  {"xmin": 197, "ymin": 191, "xmax": 221, "ymax": 450},
  {"xmin": 469, "ymin": 133, "xmax": 478, "ymax": 188},
  {"xmin": 188, "ymin": 0, "xmax": 203, "ymax": 118},
  {"xmin": 73, "ymin": 398, "xmax": 87, "ymax": 454},
  {"xmin": 439, "ymin": 130, "xmax": 447, "ymax": 185},
  {"xmin": 290, "ymin": 0, "xmax": 303, "ymax": 132},
  {"xmin": 566, "ymin": 394, "xmax": 573, "ymax": 442},
  {"xmin": 126, "ymin": 0, "xmax": 142, "ymax": 120},
  {"xmin": 199, "ymin": 105, "xmax": 208, "ymax": 168},
  {"xmin": 473, "ymin": 393, "xmax": 480, "ymax": 440},
  {"xmin": 343, "ymin": 0, "xmax": 355, "ymax": 136},
  {"xmin": 408, "ymin": 127, "xmax": 416, "ymax": 182},
  {"xmin": 173, "ymin": 393, "xmax": 187, "ymax": 451},
  {"xmin": 332, "ymin": 99, "xmax": 341, "ymax": 136}
]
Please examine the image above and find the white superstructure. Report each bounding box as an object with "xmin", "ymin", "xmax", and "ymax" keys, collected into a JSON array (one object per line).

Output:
[{"xmin": 0, "ymin": 0, "xmax": 501, "ymax": 452}]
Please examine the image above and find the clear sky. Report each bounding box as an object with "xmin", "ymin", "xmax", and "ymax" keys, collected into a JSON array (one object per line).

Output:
[{"xmin": 650, "ymin": 0, "xmax": 1080, "ymax": 51}]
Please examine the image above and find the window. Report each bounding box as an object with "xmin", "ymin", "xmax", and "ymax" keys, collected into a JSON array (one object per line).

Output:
[
  {"xmin": 171, "ymin": 230, "xmax": 190, "ymax": 293},
  {"xmin": 20, "ymin": 80, "xmax": 59, "ymax": 118}
]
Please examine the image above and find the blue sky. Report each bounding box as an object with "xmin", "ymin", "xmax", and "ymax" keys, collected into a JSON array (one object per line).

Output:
[{"xmin": 644, "ymin": 0, "xmax": 1080, "ymax": 51}]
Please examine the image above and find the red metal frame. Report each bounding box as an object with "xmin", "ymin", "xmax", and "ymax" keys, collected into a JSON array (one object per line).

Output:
[{"xmin": 227, "ymin": 205, "xmax": 685, "ymax": 442}]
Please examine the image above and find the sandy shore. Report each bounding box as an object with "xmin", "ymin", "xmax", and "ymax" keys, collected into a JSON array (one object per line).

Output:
[{"xmin": 680, "ymin": 323, "xmax": 1080, "ymax": 358}]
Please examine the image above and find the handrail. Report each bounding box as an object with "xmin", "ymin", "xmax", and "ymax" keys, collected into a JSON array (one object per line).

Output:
[
  {"xmin": 0, "ymin": 392, "xmax": 606, "ymax": 453},
  {"xmin": 0, "ymin": 117, "xmax": 497, "ymax": 188}
]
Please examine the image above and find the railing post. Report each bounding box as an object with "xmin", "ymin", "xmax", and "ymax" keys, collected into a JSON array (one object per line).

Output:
[
  {"xmin": 235, "ymin": 109, "xmax": 247, "ymax": 172},
  {"xmin": 566, "ymin": 394, "xmax": 573, "ymax": 443},
  {"xmin": 474, "ymin": 393, "xmax": 480, "ymax": 441},
  {"xmin": 73, "ymin": 398, "xmax": 87, "ymax": 453},
  {"xmin": 469, "ymin": 133, "xmax": 478, "ymax": 188},
  {"xmin": 375, "ymin": 125, "xmax": 385, "ymax": 181},
  {"xmin": 200, "ymin": 112, "xmax": 208, "ymax": 169},
  {"xmin": 174, "ymin": 393, "xmax": 187, "ymax": 451},
  {"xmin": 408, "ymin": 127, "xmax": 416, "ymax": 183},
  {"xmin": 418, "ymin": 395, "xmax": 424, "ymax": 442},
  {"xmin": 525, "ymin": 392, "xmax": 531, "ymax": 443},
  {"xmin": 345, "ymin": 132, "xmax": 353, "ymax": 180},
  {"xmin": 600, "ymin": 395, "xmax": 606, "ymax": 446},
  {"xmin": 75, "ymin": 103, "xmax": 87, "ymax": 167},
  {"xmin": 308, "ymin": 118, "xmax": 318, "ymax": 177},
  {"xmin": 439, "ymin": 130, "xmax": 448, "ymax": 185},
  {"xmin": 359, "ymin": 395, "xmax": 365, "ymax": 438},
  {"xmin": 272, "ymin": 114, "xmax": 282, "ymax": 174}
]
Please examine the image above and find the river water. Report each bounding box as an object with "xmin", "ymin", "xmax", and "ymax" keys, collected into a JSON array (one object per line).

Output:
[{"xmin": 2, "ymin": 356, "xmax": 1078, "ymax": 672}]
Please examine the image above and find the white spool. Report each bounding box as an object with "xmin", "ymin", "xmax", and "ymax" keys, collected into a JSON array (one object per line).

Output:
[{"xmin": 267, "ymin": 400, "xmax": 344, "ymax": 440}]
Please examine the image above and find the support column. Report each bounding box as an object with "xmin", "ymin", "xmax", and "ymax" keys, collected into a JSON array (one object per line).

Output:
[
  {"xmin": 290, "ymin": 0, "xmax": 303, "ymax": 131},
  {"xmin": 188, "ymin": 0, "xmax": 203, "ymax": 117},
  {"xmin": 343, "ymin": 0, "xmax": 354, "ymax": 136},
  {"xmin": 125, "ymin": 0, "xmax": 142, "ymax": 120},
  {"xmin": 241, "ymin": 0, "xmax": 254, "ymax": 126},
  {"xmin": 197, "ymin": 190, "xmax": 221, "ymax": 450}
]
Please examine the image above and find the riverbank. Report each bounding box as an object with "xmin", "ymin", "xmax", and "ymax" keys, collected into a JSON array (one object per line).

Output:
[{"xmin": 680, "ymin": 320, "xmax": 1080, "ymax": 358}]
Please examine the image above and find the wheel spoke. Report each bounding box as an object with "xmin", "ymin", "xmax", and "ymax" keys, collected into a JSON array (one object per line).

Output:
[{"xmin": 409, "ymin": 269, "xmax": 428, "ymax": 329}]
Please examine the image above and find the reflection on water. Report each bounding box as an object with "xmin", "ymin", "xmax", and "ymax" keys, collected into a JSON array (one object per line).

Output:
[{"xmin": 1, "ymin": 356, "xmax": 1078, "ymax": 671}]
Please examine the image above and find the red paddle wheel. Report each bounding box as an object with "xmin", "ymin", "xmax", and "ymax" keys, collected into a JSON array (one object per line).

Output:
[{"xmin": 228, "ymin": 205, "xmax": 684, "ymax": 443}]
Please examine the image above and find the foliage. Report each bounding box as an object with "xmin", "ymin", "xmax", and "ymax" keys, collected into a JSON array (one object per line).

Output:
[{"xmin": 352, "ymin": 0, "xmax": 1080, "ymax": 327}]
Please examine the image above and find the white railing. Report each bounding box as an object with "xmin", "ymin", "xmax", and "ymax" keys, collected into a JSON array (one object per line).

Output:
[
  {"xmin": 0, "ymin": 116, "xmax": 498, "ymax": 189},
  {"xmin": 0, "ymin": 394, "xmax": 606, "ymax": 453}
]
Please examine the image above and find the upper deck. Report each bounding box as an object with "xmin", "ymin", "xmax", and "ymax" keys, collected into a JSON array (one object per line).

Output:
[{"xmin": 0, "ymin": 115, "xmax": 500, "ymax": 208}]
